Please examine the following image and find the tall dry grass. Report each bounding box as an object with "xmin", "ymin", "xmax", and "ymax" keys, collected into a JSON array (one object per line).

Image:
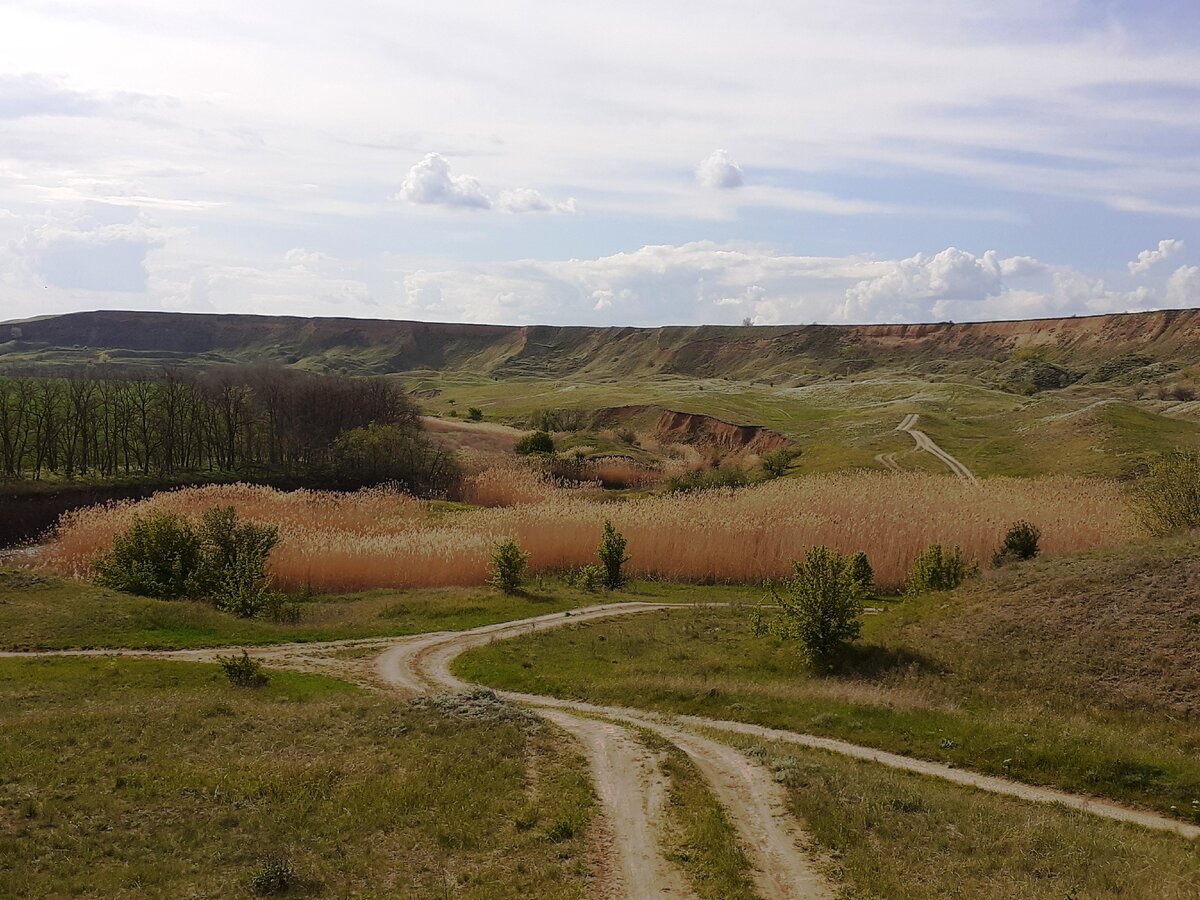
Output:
[{"xmin": 38, "ymin": 473, "xmax": 1135, "ymax": 594}]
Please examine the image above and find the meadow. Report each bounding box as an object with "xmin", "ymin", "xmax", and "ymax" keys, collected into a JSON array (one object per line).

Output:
[{"xmin": 36, "ymin": 471, "xmax": 1133, "ymax": 593}]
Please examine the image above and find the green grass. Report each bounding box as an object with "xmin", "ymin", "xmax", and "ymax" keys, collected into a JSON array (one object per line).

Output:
[
  {"xmin": 737, "ymin": 736, "xmax": 1200, "ymax": 899},
  {"xmin": 0, "ymin": 568, "xmax": 720, "ymax": 650},
  {"xmin": 637, "ymin": 729, "xmax": 756, "ymax": 899},
  {"xmin": 455, "ymin": 537, "xmax": 1200, "ymax": 823},
  {"xmin": 0, "ymin": 656, "xmax": 596, "ymax": 898}
]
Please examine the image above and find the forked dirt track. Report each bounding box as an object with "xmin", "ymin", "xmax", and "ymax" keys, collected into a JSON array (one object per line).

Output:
[
  {"xmin": 7, "ymin": 602, "xmax": 1199, "ymax": 898},
  {"xmin": 896, "ymin": 414, "xmax": 978, "ymax": 483}
]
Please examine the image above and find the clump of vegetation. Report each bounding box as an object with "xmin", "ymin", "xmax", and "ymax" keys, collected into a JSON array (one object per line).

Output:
[
  {"xmin": 905, "ymin": 543, "xmax": 976, "ymax": 595},
  {"xmin": 847, "ymin": 550, "xmax": 874, "ymax": 596},
  {"xmin": 1133, "ymin": 450, "xmax": 1200, "ymax": 535},
  {"xmin": 514, "ymin": 430, "xmax": 555, "ymax": 455},
  {"xmin": 1003, "ymin": 360, "xmax": 1081, "ymax": 394},
  {"xmin": 489, "ymin": 538, "xmax": 529, "ymax": 594},
  {"xmin": 466, "ymin": 406, "xmax": 483, "ymax": 421},
  {"xmin": 218, "ymin": 650, "xmax": 269, "ymax": 688},
  {"xmin": 564, "ymin": 564, "xmax": 604, "ymax": 591},
  {"xmin": 665, "ymin": 464, "xmax": 750, "ymax": 494},
  {"xmin": 527, "ymin": 408, "xmax": 584, "ymax": 432},
  {"xmin": 249, "ymin": 853, "xmax": 296, "ymax": 895},
  {"xmin": 760, "ymin": 447, "xmax": 800, "ymax": 479},
  {"xmin": 756, "ymin": 545, "xmax": 868, "ymax": 664},
  {"xmin": 331, "ymin": 421, "xmax": 459, "ymax": 490},
  {"xmin": 94, "ymin": 506, "xmax": 280, "ymax": 618},
  {"xmin": 597, "ymin": 520, "xmax": 629, "ymax": 590},
  {"xmin": 94, "ymin": 512, "xmax": 204, "ymax": 599},
  {"xmin": 992, "ymin": 520, "xmax": 1041, "ymax": 566}
]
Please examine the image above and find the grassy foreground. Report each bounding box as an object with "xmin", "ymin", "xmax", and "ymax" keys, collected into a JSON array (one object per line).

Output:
[
  {"xmin": 0, "ymin": 657, "xmax": 596, "ymax": 898},
  {"xmin": 0, "ymin": 568, "xmax": 742, "ymax": 650},
  {"xmin": 455, "ymin": 536, "xmax": 1200, "ymax": 824}
]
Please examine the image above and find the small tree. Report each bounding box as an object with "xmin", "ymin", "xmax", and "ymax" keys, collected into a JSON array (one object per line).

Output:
[
  {"xmin": 514, "ymin": 430, "xmax": 555, "ymax": 455},
  {"xmin": 905, "ymin": 544, "xmax": 975, "ymax": 595},
  {"xmin": 597, "ymin": 520, "xmax": 629, "ymax": 590},
  {"xmin": 489, "ymin": 539, "xmax": 529, "ymax": 594},
  {"xmin": 1133, "ymin": 450, "xmax": 1200, "ymax": 535},
  {"xmin": 94, "ymin": 512, "xmax": 203, "ymax": 599},
  {"xmin": 992, "ymin": 520, "xmax": 1041, "ymax": 566},
  {"xmin": 760, "ymin": 448, "xmax": 799, "ymax": 479},
  {"xmin": 847, "ymin": 550, "xmax": 874, "ymax": 596},
  {"xmin": 197, "ymin": 507, "xmax": 280, "ymax": 618},
  {"xmin": 762, "ymin": 546, "xmax": 867, "ymax": 665}
]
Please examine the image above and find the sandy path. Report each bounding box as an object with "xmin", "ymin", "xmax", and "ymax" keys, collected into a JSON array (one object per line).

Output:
[
  {"xmin": 873, "ymin": 451, "xmax": 902, "ymax": 473},
  {"xmin": 896, "ymin": 414, "xmax": 977, "ymax": 483}
]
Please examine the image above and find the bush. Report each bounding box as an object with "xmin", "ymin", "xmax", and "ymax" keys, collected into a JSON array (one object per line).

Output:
[
  {"xmin": 565, "ymin": 564, "xmax": 604, "ymax": 591},
  {"xmin": 905, "ymin": 543, "xmax": 976, "ymax": 595},
  {"xmin": 760, "ymin": 448, "xmax": 799, "ymax": 478},
  {"xmin": 1134, "ymin": 450, "xmax": 1200, "ymax": 535},
  {"xmin": 514, "ymin": 430, "xmax": 555, "ymax": 455},
  {"xmin": 249, "ymin": 853, "xmax": 296, "ymax": 895},
  {"xmin": 489, "ymin": 538, "xmax": 529, "ymax": 593},
  {"xmin": 992, "ymin": 520, "xmax": 1041, "ymax": 566},
  {"xmin": 94, "ymin": 512, "xmax": 203, "ymax": 599},
  {"xmin": 330, "ymin": 421, "xmax": 459, "ymax": 492},
  {"xmin": 847, "ymin": 550, "xmax": 874, "ymax": 595},
  {"xmin": 597, "ymin": 520, "xmax": 629, "ymax": 590},
  {"xmin": 758, "ymin": 546, "xmax": 868, "ymax": 664},
  {"xmin": 467, "ymin": 406, "xmax": 483, "ymax": 421},
  {"xmin": 218, "ymin": 650, "xmax": 269, "ymax": 688},
  {"xmin": 665, "ymin": 465, "xmax": 750, "ymax": 494},
  {"xmin": 197, "ymin": 507, "xmax": 280, "ymax": 617},
  {"xmin": 95, "ymin": 506, "xmax": 280, "ymax": 618}
]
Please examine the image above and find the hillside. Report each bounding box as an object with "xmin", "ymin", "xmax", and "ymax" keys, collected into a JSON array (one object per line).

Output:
[{"xmin": 4, "ymin": 308, "xmax": 1200, "ymax": 381}]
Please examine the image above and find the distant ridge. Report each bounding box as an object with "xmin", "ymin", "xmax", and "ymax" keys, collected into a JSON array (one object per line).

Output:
[{"xmin": 3, "ymin": 308, "xmax": 1199, "ymax": 379}]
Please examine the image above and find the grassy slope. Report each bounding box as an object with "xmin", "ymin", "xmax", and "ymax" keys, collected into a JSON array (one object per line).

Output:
[
  {"xmin": 414, "ymin": 372, "xmax": 1200, "ymax": 477},
  {"xmin": 0, "ymin": 657, "xmax": 596, "ymax": 898},
  {"xmin": 456, "ymin": 535, "xmax": 1200, "ymax": 823},
  {"xmin": 0, "ymin": 569, "xmax": 738, "ymax": 650}
]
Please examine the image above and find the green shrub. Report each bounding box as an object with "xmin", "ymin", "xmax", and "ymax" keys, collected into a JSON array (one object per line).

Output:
[
  {"xmin": 218, "ymin": 651, "xmax": 269, "ymax": 688},
  {"xmin": 94, "ymin": 512, "xmax": 203, "ymax": 599},
  {"xmin": 665, "ymin": 465, "xmax": 750, "ymax": 494},
  {"xmin": 249, "ymin": 853, "xmax": 295, "ymax": 895},
  {"xmin": 760, "ymin": 447, "xmax": 800, "ymax": 478},
  {"xmin": 565, "ymin": 564, "xmax": 604, "ymax": 591},
  {"xmin": 905, "ymin": 544, "xmax": 976, "ymax": 595},
  {"xmin": 597, "ymin": 520, "xmax": 629, "ymax": 590},
  {"xmin": 992, "ymin": 520, "xmax": 1041, "ymax": 566},
  {"xmin": 197, "ymin": 507, "xmax": 280, "ymax": 617},
  {"xmin": 847, "ymin": 550, "xmax": 874, "ymax": 595},
  {"xmin": 489, "ymin": 539, "xmax": 529, "ymax": 594},
  {"xmin": 467, "ymin": 406, "xmax": 483, "ymax": 421},
  {"xmin": 759, "ymin": 546, "xmax": 868, "ymax": 664},
  {"xmin": 1133, "ymin": 450, "xmax": 1200, "ymax": 535},
  {"xmin": 514, "ymin": 430, "xmax": 555, "ymax": 455},
  {"xmin": 95, "ymin": 506, "xmax": 280, "ymax": 618}
]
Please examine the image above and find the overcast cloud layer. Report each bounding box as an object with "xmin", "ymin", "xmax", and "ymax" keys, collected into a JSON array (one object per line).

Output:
[{"xmin": 2, "ymin": 1, "xmax": 1199, "ymax": 326}]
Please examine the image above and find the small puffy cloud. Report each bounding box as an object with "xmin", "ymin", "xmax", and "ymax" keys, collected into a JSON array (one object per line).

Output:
[
  {"xmin": 495, "ymin": 188, "xmax": 577, "ymax": 215},
  {"xmin": 842, "ymin": 247, "xmax": 1008, "ymax": 320},
  {"xmin": 395, "ymin": 153, "xmax": 575, "ymax": 214},
  {"xmin": 696, "ymin": 149, "xmax": 744, "ymax": 189},
  {"xmin": 395, "ymin": 152, "xmax": 491, "ymax": 209},
  {"xmin": 1128, "ymin": 238, "xmax": 1184, "ymax": 275},
  {"xmin": 1166, "ymin": 265, "xmax": 1200, "ymax": 306}
]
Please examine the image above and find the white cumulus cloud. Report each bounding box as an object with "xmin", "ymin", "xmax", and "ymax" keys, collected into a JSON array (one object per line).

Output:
[
  {"xmin": 495, "ymin": 188, "xmax": 577, "ymax": 215},
  {"xmin": 696, "ymin": 149, "xmax": 744, "ymax": 189},
  {"xmin": 395, "ymin": 153, "xmax": 491, "ymax": 209},
  {"xmin": 1166, "ymin": 265, "xmax": 1200, "ymax": 306},
  {"xmin": 1128, "ymin": 238, "xmax": 1184, "ymax": 275}
]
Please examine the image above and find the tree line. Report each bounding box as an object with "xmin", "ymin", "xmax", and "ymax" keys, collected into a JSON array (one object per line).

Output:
[{"xmin": 0, "ymin": 367, "xmax": 457, "ymax": 492}]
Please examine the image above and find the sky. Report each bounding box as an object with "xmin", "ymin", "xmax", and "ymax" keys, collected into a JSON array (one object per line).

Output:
[{"xmin": 1, "ymin": 0, "xmax": 1199, "ymax": 327}]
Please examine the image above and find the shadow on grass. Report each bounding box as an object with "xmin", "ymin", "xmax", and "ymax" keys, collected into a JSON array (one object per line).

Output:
[{"xmin": 824, "ymin": 642, "xmax": 945, "ymax": 679}]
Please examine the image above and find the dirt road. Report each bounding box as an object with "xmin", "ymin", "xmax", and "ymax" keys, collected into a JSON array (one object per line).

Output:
[
  {"xmin": 9, "ymin": 601, "xmax": 1199, "ymax": 898},
  {"xmin": 896, "ymin": 414, "xmax": 977, "ymax": 483}
]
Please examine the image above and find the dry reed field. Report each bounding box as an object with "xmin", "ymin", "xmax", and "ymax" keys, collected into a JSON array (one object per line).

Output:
[{"xmin": 37, "ymin": 471, "xmax": 1135, "ymax": 593}]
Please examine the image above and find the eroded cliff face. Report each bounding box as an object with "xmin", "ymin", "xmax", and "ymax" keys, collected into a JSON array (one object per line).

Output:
[
  {"xmin": 6, "ymin": 308, "xmax": 1200, "ymax": 378},
  {"xmin": 591, "ymin": 405, "xmax": 790, "ymax": 453}
]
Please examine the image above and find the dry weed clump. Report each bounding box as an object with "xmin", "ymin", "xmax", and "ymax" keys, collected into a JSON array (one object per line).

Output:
[
  {"xmin": 39, "ymin": 473, "xmax": 1134, "ymax": 594},
  {"xmin": 458, "ymin": 462, "xmax": 566, "ymax": 507}
]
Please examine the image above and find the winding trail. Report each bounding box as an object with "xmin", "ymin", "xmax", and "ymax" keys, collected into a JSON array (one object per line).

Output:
[
  {"xmin": 8, "ymin": 602, "xmax": 1199, "ymax": 898},
  {"xmin": 895, "ymin": 414, "xmax": 977, "ymax": 483}
]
